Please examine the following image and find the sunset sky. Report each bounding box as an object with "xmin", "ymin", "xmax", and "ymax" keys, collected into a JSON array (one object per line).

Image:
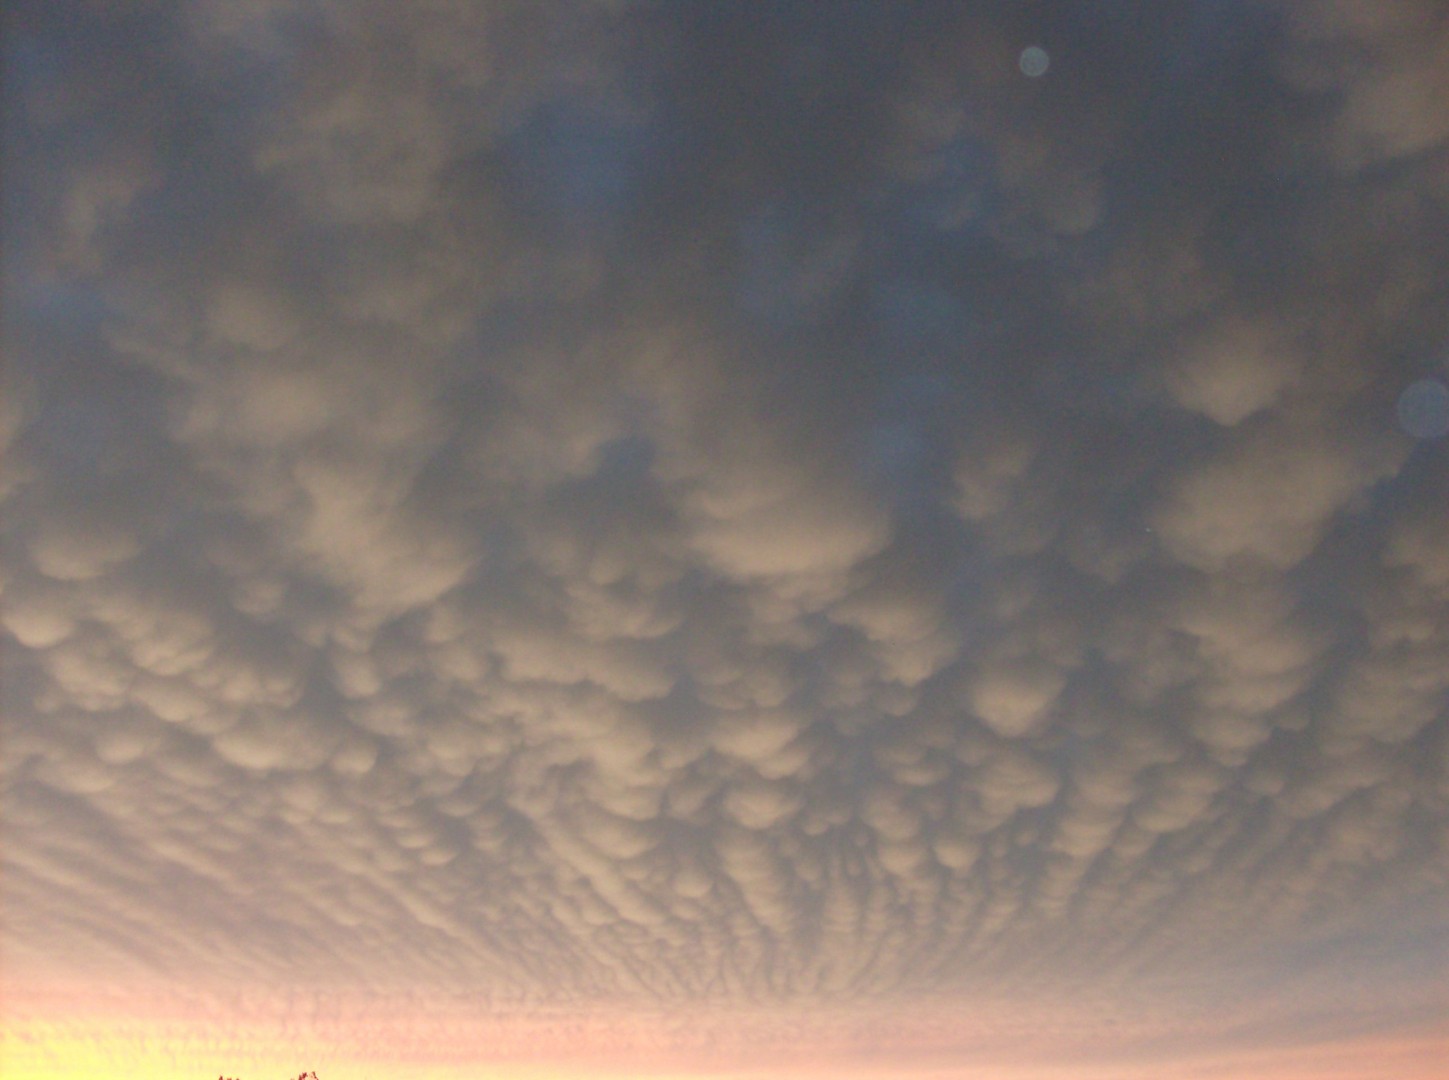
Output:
[{"xmin": 3, "ymin": 2, "xmax": 1448, "ymax": 1079}]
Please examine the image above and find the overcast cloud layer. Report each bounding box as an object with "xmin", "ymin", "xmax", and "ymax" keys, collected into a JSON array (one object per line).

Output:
[{"xmin": 3, "ymin": 1, "xmax": 1448, "ymax": 1074}]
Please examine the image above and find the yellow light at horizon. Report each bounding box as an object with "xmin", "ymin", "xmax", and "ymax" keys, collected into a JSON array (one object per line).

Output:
[
  {"xmin": 5, "ymin": 997, "xmax": 1446, "ymax": 1080},
  {"xmin": 3, "ymin": 1020, "xmax": 332, "ymax": 1080},
  {"xmin": 0, "ymin": 1021, "xmax": 705, "ymax": 1080}
]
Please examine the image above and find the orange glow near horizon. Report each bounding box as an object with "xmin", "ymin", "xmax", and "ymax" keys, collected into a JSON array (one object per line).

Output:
[
  {"xmin": 6, "ymin": 1025, "xmax": 1449, "ymax": 1080},
  {"xmin": 3, "ymin": 977, "xmax": 1446, "ymax": 1080}
]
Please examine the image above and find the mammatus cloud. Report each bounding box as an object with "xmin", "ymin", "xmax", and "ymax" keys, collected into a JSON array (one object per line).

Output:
[{"xmin": 3, "ymin": 1, "xmax": 1447, "ymax": 1076}]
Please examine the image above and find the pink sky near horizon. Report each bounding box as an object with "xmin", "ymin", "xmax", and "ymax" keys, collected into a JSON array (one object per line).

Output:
[{"xmin": 4, "ymin": 973, "xmax": 1446, "ymax": 1080}]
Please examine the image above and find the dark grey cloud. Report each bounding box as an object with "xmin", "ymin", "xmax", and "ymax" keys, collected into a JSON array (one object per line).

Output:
[{"xmin": 3, "ymin": 0, "xmax": 1448, "ymax": 1070}]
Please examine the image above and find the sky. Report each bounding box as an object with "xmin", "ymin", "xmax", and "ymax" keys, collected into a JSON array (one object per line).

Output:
[{"xmin": 2, "ymin": 2, "xmax": 1448, "ymax": 1079}]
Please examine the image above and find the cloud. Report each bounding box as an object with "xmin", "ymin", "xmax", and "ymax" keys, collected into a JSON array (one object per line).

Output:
[
  {"xmin": 1280, "ymin": 0, "xmax": 1449, "ymax": 170},
  {"xmin": 1164, "ymin": 313, "xmax": 1304, "ymax": 426},
  {"xmin": 3, "ymin": 1, "xmax": 1447, "ymax": 1075},
  {"xmin": 1153, "ymin": 424, "xmax": 1403, "ymax": 572}
]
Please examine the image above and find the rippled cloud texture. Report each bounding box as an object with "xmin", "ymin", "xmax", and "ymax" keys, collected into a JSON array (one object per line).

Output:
[{"xmin": 4, "ymin": 2, "xmax": 1448, "ymax": 1077}]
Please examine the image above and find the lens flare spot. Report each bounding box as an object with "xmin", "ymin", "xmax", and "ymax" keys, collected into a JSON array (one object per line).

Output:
[
  {"xmin": 1019, "ymin": 46, "xmax": 1050, "ymax": 78},
  {"xmin": 1397, "ymin": 377, "xmax": 1449, "ymax": 439}
]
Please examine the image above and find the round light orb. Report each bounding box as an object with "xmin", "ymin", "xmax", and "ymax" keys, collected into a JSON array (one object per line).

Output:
[
  {"xmin": 1397, "ymin": 378, "xmax": 1449, "ymax": 439},
  {"xmin": 1019, "ymin": 46, "xmax": 1050, "ymax": 78}
]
